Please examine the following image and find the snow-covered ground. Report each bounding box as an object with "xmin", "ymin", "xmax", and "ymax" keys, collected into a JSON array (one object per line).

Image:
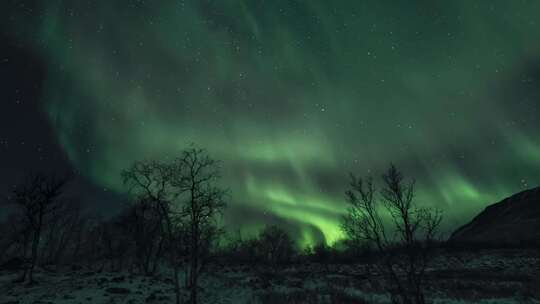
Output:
[{"xmin": 1, "ymin": 249, "xmax": 539, "ymax": 304}]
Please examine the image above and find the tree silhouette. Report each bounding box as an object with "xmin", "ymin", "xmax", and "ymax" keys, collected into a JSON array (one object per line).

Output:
[
  {"xmin": 122, "ymin": 146, "xmax": 226, "ymax": 304},
  {"xmin": 5, "ymin": 173, "xmax": 68, "ymax": 284},
  {"xmin": 174, "ymin": 146, "xmax": 227, "ymax": 304},
  {"xmin": 257, "ymin": 225, "xmax": 296, "ymax": 266},
  {"xmin": 40, "ymin": 197, "xmax": 82, "ymax": 267},
  {"xmin": 122, "ymin": 160, "xmax": 183, "ymax": 302},
  {"xmin": 341, "ymin": 164, "xmax": 442, "ymax": 304},
  {"xmin": 116, "ymin": 200, "xmax": 164, "ymax": 275}
]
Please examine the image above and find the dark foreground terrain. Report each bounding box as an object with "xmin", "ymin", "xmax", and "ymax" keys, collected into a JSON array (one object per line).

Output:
[{"xmin": 1, "ymin": 249, "xmax": 539, "ymax": 304}]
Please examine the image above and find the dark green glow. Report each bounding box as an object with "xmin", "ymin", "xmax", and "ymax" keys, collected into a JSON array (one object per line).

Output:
[{"xmin": 9, "ymin": 1, "xmax": 540, "ymax": 246}]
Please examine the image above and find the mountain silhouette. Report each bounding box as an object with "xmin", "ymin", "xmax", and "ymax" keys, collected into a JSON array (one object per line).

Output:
[{"xmin": 450, "ymin": 186, "xmax": 540, "ymax": 245}]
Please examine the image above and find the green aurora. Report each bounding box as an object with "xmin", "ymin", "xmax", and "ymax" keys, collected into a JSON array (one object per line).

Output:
[{"xmin": 4, "ymin": 1, "xmax": 540, "ymax": 246}]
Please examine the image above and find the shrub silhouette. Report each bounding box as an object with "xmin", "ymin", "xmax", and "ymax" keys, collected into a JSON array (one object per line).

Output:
[{"xmin": 257, "ymin": 225, "xmax": 296, "ymax": 265}]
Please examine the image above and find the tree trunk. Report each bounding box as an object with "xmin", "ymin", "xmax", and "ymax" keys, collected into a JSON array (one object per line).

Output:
[
  {"xmin": 189, "ymin": 186, "xmax": 198, "ymax": 304},
  {"xmin": 174, "ymin": 264, "xmax": 181, "ymax": 304},
  {"xmin": 190, "ymin": 251, "xmax": 198, "ymax": 304},
  {"xmin": 160, "ymin": 202, "xmax": 181, "ymax": 304},
  {"xmin": 28, "ymin": 227, "xmax": 40, "ymax": 283},
  {"xmin": 28, "ymin": 206, "xmax": 45, "ymax": 284},
  {"xmin": 17, "ymin": 231, "xmax": 30, "ymax": 282}
]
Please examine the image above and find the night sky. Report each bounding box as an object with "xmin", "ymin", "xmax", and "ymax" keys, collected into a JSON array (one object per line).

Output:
[{"xmin": 1, "ymin": 1, "xmax": 540, "ymax": 246}]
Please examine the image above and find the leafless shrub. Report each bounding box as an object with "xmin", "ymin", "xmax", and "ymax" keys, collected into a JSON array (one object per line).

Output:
[{"xmin": 257, "ymin": 225, "xmax": 296, "ymax": 266}]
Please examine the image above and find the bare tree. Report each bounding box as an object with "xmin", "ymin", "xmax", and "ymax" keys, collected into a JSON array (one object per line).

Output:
[
  {"xmin": 174, "ymin": 147, "xmax": 227, "ymax": 304},
  {"xmin": 341, "ymin": 164, "xmax": 442, "ymax": 304},
  {"xmin": 79, "ymin": 217, "xmax": 106, "ymax": 271},
  {"xmin": 5, "ymin": 173, "xmax": 68, "ymax": 284},
  {"xmin": 121, "ymin": 160, "xmax": 184, "ymax": 303},
  {"xmin": 116, "ymin": 200, "xmax": 164, "ymax": 275},
  {"xmin": 0, "ymin": 213, "xmax": 30, "ymax": 267},
  {"xmin": 37, "ymin": 197, "xmax": 83, "ymax": 268},
  {"xmin": 257, "ymin": 225, "xmax": 296, "ymax": 266},
  {"xmin": 68, "ymin": 213, "xmax": 88, "ymax": 266},
  {"xmin": 122, "ymin": 147, "xmax": 226, "ymax": 304}
]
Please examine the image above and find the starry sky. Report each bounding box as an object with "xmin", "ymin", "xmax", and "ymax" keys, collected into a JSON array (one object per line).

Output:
[{"xmin": 1, "ymin": 1, "xmax": 540, "ymax": 246}]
